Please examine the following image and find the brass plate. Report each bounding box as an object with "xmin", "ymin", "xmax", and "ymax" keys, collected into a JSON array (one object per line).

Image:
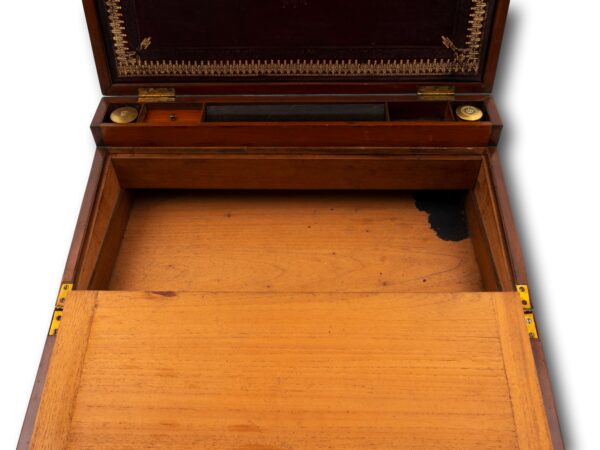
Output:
[
  {"xmin": 517, "ymin": 284, "xmax": 532, "ymax": 309},
  {"xmin": 110, "ymin": 106, "xmax": 139, "ymax": 124},
  {"xmin": 525, "ymin": 312, "xmax": 539, "ymax": 339},
  {"xmin": 456, "ymin": 104, "xmax": 484, "ymax": 122}
]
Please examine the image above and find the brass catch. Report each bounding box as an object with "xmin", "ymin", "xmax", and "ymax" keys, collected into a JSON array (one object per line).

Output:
[{"xmin": 48, "ymin": 283, "xmax": 73, "ymax": 336}]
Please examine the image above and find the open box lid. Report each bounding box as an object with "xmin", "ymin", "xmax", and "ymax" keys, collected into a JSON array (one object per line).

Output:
[{"xmin": 84, "ymin": 0, "xmax": 509, "ymax": 95}]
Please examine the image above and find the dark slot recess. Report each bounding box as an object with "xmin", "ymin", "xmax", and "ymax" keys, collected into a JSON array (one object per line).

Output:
[{"xmin": 205, "ymin": 103, "xmax": 386, "ymax": 122}]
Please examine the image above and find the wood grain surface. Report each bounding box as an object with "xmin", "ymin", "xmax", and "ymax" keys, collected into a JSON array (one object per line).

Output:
[
  {"xmin": 29, "ymin": 292, "xmax": 97, "ymax": 450},
  {"xmin": 471, "ymin": 162, "xmax": 514, "ymax": 290},
  {"xmin": 109, "ymin": 191, "xmax": 483, "ymax": 292},
  {"xmin": 32, "ymin": 290, "xmax": 551, "ymax": 449},
  {"xmin": 495, "ymin": 293, "xmax": 554, "ymax": 449},
  {"xmin": 75, "ymin": 163, "xmax": 124, "ymax": 288},
  {"xmin": 110, "ymin": 154, "xmax": 482, "ymax": 190}
]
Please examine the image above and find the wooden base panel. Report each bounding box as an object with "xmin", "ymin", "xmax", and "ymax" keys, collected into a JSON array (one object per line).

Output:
[
  {"xmin": 31, "ymin": 291, "xmax": 551, "ymax": 450},
  {"xmin": 107, "ymin": 191, "xmax": 484, "ymax": 293}
]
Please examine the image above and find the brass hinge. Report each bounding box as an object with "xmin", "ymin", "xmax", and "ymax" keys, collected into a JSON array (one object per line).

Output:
[
  {"xmin": 138, "ymin": 88, "xmax": 175, "ymax": 103},
  {"xmin": 525, "ymin": 312, "xmax": 539, "ymax": 339},
  {"xmin": 48, "ymin": 283, "xmax": 73, "ymax": 336},
  {"xmin": 417, "ymin": 86, "xmax": 456, "ymax": 98},
  {"xmin": 516, "ymin": 284, "xmax": 539, "ymax": 339},
  {"xmin": 517, "ymin": 284, "xmax": 532, "ymax": 309}
]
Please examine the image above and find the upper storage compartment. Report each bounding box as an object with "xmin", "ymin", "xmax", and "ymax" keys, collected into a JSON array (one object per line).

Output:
[{"xmin": 84, "ymin": 0, "xmax": 509, "ymax": 95}]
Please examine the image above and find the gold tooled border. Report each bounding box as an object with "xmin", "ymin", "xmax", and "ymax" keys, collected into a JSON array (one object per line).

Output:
[{"xmin": 106, "ymin": 0, "xmax": 488, "ymax": 78}]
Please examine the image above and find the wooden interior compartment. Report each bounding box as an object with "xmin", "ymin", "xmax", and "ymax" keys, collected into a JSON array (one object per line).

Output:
[
  {"xmin": 139, "ymin": 103, "xmax": 205, "ymax": 123},
  {"xmin": 92, "ymin": 96, "xmax": 502, "ymax": 147},
  {"xmin": 387, "ymin": 101, "xmax": 456, "ymax": 121},
  {"xmin": 73, "ymin": 153, "xmax": 513, "ymax": 294},
  {"xmin": 108, "ymin": 190, "xmax": 483, "ymax": 292}
]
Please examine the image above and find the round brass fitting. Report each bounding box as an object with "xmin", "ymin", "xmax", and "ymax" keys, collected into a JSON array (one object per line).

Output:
[
  {"xmin": 110, "ymin": 106, "xmax": 139, "ymax": 124},
  {"xmin": 456, "ymin": 104, "xmax": 484, "ymax": 122}
]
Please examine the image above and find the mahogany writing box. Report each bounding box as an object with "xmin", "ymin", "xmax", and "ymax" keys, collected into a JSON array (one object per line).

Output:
[{"xmin": 20, "ymin": 0, "xmax": 563, "ymax": 448}]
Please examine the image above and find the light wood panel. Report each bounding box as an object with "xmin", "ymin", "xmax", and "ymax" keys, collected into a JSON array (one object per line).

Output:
[
  {"xmin": 141, "ymin": 106, "xmax": 204, "ymax": 124},
  {"xmin": 465, "ymin": 192, "xmax": 500, "ymax": 290},
  {"xmin": 87, "ymin": 190, "xmax": 133, "ymax": 290},
  {"xmin": 470, "ymin": 160, "xmax": 515, "ymax": 290},
  {"xmin": 30, "ymin": 292, "xmax": 97, "ymax": 450},
  {"xmin": 109, "ymin": 191, "xmax": 483, "ymax": 292},
  {"xmin": 75, "ymin": 163, "xmax": 125, "ymax": 288},
  {"xmin": 496, "ymin": 293, "xmax": 554, "ymax": 449},
  {"xmin": 33, "ymin": 291, "xmax": 551, "ymax": 449}
]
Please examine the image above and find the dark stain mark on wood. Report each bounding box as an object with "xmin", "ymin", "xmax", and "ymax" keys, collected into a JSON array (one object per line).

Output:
[{"xmin": 413, "ymin": 191, "xmax": 468, "ymax": 242}]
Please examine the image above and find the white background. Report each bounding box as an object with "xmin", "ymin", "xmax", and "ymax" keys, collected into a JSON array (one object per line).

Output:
[{"xmin": 0, "ymin": 1, "xmax": 598, "ymax": 448}]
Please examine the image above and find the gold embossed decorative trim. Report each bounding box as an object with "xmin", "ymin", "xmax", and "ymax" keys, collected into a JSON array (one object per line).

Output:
[{"xmin": 105, "ymin": 0, "xmax": 489, "ymax": 78}]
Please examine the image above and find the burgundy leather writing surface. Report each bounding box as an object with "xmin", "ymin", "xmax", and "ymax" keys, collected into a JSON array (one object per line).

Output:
[
  {"xmin": 135, "ymin": 0, "xmax": 463, "ymax": 54},
  {"xmin": 91, "ymin": 0, "xmax": 504, "ymax": 89}
]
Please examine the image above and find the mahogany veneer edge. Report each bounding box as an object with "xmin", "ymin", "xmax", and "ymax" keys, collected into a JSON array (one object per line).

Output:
[
  {"xmin": 17, "ymin": 149, "xmax": 106, "ymax": 450},
  {"xmin": 481, "ymin": 0, "xmax": 511, "ymax": 92},
  {"xmin": 82, "ymin": 0, "xmax": 112, "ymax": 95},
  {"xmin": 486, "ymin": 147, "xmax": 565, "ymax": 449},
  {"xmin": 62, "ymin": 149, "xmax": 107, "ymax": 283}
]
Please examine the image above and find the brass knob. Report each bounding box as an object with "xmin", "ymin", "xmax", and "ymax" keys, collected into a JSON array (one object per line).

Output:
[
  {"xmin": 110, "ymin": 106, "xmax": 139, "ymax": 124},
  {"xmin": 456, "ymin": 105, "xmax": 484, "ymax": 122}
]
